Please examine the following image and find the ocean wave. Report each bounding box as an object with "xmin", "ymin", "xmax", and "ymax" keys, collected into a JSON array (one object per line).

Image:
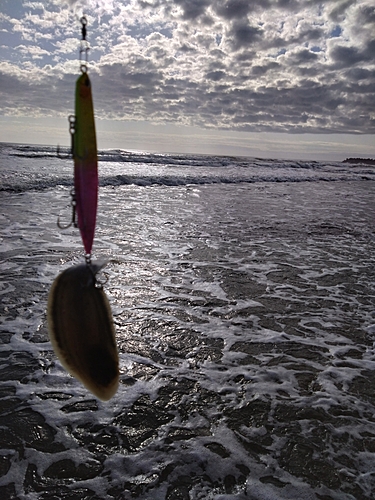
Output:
[
  {"xmin": 1, "ymin": 173, "xmax": 374, "ymax": 194},
  {"xmin": 1, "ymin": 143, "xmax": 374, "ymax": 194},
  {"xmin": 0, "ymin": 142, "xmax": 343, "ymax": 170}
]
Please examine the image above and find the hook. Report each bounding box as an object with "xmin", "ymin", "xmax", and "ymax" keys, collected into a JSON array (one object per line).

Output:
[{"xmin": 57, "ymin": 189, "xmax": 78, "ymax": 229}]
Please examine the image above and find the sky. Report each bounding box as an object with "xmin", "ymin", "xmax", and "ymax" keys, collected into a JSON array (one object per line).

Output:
[{"xmin": 0, "ymin": 0, "xmax": 374, "ymax": 160}]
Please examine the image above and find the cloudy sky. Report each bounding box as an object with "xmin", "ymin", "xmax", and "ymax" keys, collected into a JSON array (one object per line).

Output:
[{"xmin": 0, "ymin": 0, "xmax": 374, "ymax": 160}]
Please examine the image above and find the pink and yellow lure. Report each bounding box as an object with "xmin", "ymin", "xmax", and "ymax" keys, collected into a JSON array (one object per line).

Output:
[{"xmin": 73, "ymin": 71, "xmax": 98, "ymax": 256}]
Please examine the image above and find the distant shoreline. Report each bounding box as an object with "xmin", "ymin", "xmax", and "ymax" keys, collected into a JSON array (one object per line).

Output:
[{"xmin": 343, "ymin": 158, "xmax": 375, "ymax": 165}]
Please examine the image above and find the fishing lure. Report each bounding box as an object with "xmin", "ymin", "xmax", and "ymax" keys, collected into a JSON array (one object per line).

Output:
[
  {"xmin": 47, "ymin": 263, "xmax": 119, "ymax": 401},
  {"xmin": 71, "ymin": 16, "xmax": 98, "ymax": 258},
  {"xmin": 73, "ymin": 69, "xmax": 98, "ymax": 257},
  {"xmin": 49, "ymin": 17, "xmax": 119, "ymax": 400}
]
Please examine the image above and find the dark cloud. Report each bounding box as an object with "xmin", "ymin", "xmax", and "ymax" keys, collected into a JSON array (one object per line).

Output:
[
  {"xmin": 206, "ymin": 70, "xmax": 226, "ymax": 81},
  {"xmin": 357, "ymin": 4, "xmax": 375, "ymax": 24},
  {"xmin": 173, "ymin": 0, "xmax": 211, "ymax": 20},
  {"xmin": 0, "ymin": 69, "xmax": 75, "ymax": 117},
  {"xmin": 215, "ymin": 0, "xmax": 252, "ymax": 20},
  {"xmin": 345, "ymin": 67, "xmax": 375, "ymax": 81},
  {"xmin": 328, "ymin": 0, "xmax": 356, "ymax": 22},
  {"xmin": 0, "ymin": 0, "xmax": 374, "ymax": 135},
  {"xmin": 330, "ymin": 44, "xmax": 372, "ymax": 69},
  {"xmin": 289, "ymin": 49, "xmax": 319, "ymax": 64},
  {"xmin": 364, "ymin": 39, "xmax": 375, "ymax": 61},
  {"xmin": 177, "ymin": 44, "xmax": 197, "ymax": 53},
  {"xmin": 251, "ymin": 62, "xmax": 280, "ymax": 76},
  {"xmin": 227, "ymin": 21, "xmax": 263, "ymax": 51}
]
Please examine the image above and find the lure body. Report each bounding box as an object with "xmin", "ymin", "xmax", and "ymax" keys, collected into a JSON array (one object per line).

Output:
[
  {"xmin": 47, "ymin": 263, "xmax": 119, "ymax": 400},
  {"xmin": 74, "ymin": 72, "xmax": 98, "ymax": 256}
]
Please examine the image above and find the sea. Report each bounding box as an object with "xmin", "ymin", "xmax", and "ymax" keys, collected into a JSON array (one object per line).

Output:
[{"xmin": 1, "ymin": 142, "xmax": 375, "ymax": 500}]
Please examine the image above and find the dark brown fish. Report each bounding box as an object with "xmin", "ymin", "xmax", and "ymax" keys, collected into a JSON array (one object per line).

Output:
[{"xmin": 47, "ymin": 263, "xmax": 119, "ymax": 400}]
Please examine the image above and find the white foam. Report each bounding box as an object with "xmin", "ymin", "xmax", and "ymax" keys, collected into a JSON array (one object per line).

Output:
[{"xmin": 1, "ymin": 145, "xmax": 375, "ymax": 498}]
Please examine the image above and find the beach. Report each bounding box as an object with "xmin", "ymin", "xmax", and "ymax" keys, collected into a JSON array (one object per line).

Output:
[{"xmin": 1, "ymin": 143, "xmax": 375, "ymax": 499}]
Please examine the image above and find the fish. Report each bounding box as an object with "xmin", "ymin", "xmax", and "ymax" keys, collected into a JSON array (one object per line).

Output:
[
  {"xmin": 47, "ymin": 263, "xmax": 119, "ymax": 401},
  {"xmin": 73, "ymin": 71, "xmax": 98, "ymax": 256}
]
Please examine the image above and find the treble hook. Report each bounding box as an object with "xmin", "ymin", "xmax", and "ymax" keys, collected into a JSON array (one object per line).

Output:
[{"xmin": 57, "ymin": 189, "xmax": 78, "ymax": 229}]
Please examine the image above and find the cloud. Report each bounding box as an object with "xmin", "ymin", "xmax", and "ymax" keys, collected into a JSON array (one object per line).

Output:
[
  {"xmin": 328, "ymin": 0, "xmax": 356, "ymax": 22},
  {"xmin": 215, "ymin": 0, "xmax": 252, "ymax": 21},
  {"xmin": 227, "ymin": 21, "xmax": 263, "ymax": 51},
  {"xmin": 0, "ymin": 0, "xmax": 374, "ymax": 135}
]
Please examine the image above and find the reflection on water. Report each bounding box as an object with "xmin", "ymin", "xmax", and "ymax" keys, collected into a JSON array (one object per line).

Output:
[{"xmin": 1, "ymin": 159, "xmax": 375, "ymax": 498}]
